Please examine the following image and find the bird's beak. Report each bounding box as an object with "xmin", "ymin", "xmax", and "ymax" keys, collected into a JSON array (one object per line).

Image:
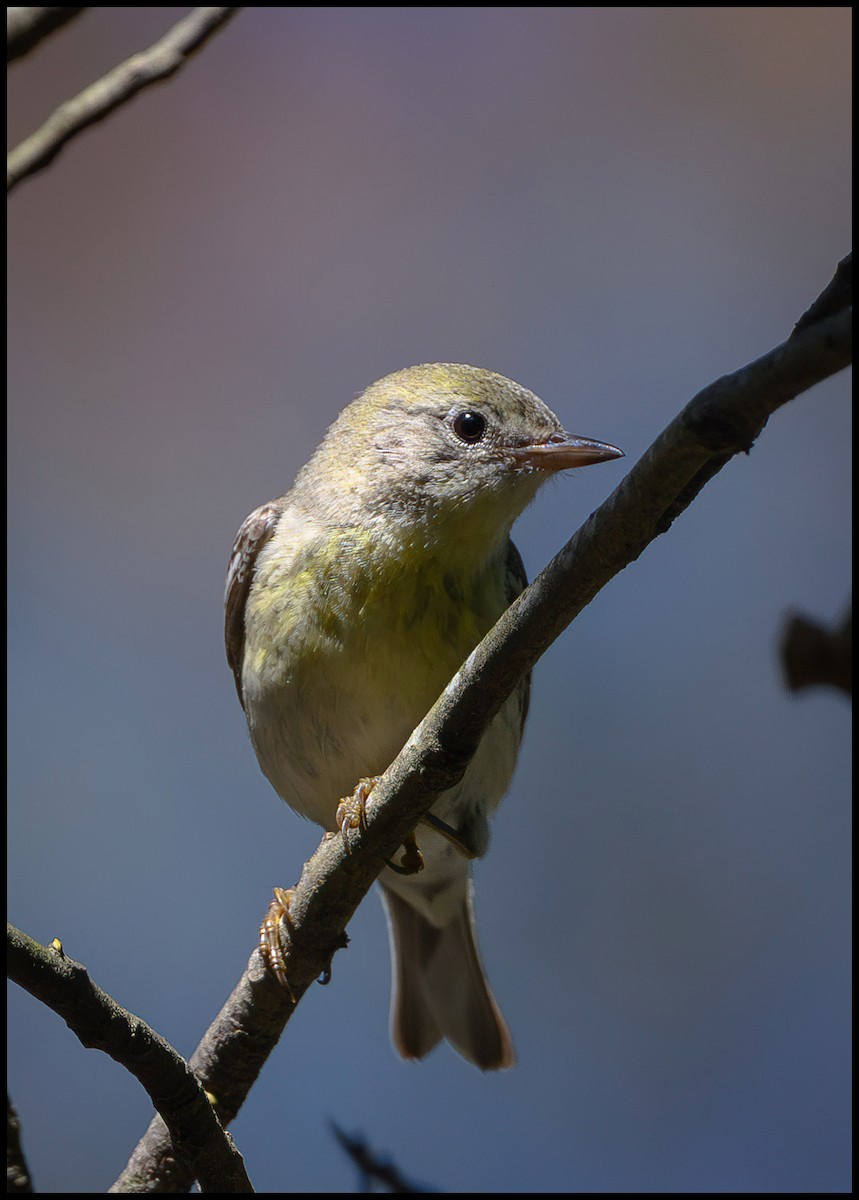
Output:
[{"xmin": 511, "ymin": 432, "xmax": 624, "ymax": 472}]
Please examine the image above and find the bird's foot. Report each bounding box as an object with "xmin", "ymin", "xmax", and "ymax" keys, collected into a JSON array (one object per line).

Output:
[
  {"xmin": 259, "ymin": 886, "xmax": 297, "ymax": 1001},
  {"xmin": 384, "ymin": 830, "xmax": 424, "ymax": 876},
  {"xmin": 335, "ymin": 775, "xmax": 378, "ymax": 850},
  {"xmin": 336, "ymin": 776, "xmax": 425, "ymax": 875},
  {"xmin": 260, "ymin": 887, "xmax": 350, "ymax": 994}
]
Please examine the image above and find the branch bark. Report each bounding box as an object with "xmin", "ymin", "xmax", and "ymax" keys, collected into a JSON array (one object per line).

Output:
[
  {"xmin": 6, "ymin": 1095, "xmax": 33, "ymax": 1194},
  {"xmin": 7, "ymin": 7, "xmax": 84, "ymax": 63},
  {"xmin": 112, "ymin": 261, "xmax": 852, "ymax": 1192},
  {"xmin": 7, "ymin": 925, "xmax": 254, "ymax": 1193},
  {"xmin": 6, "ymin": 7, "xmax": 239, "ymax": 193}
]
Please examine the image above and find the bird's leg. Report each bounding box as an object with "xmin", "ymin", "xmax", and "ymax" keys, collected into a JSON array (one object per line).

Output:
[
  {"xmin": 419, "ymin": 812, "xmax": 479, "ymax": 859},
  {"xmin": 260, "ymin": 887, "xmax": 350, "ymax": 994},
  {"xmin": 335, "ymin": 775, "xmax": 376, "ymax": 849},
  {"xmin": 335, "ymin": 776, "xmax": 425, "ymax": 875},
  {"xmin": 259, "ymin": 886, "xmax": 296, "ymax": 1001}
]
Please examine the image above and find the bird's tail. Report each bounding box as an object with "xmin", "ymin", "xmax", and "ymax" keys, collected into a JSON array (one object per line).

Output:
[{"xmin": 381, "ymin": 884, "xmax": 515, "ymax": 1070}]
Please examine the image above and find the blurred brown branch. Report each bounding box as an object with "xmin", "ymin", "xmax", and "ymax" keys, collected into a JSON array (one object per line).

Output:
[
  {"xmin": 331, "ymin": 1123, "xmax": 434, "ymax": 1193},
  {"xmin": 6, "ymin": 7, "xmax": 239, "ymax": 194},
  {"xmin": 111, "ymin": 260, "xmax": 852, "ymax": 1193},
  {"xmin": 781, "ymin": 606, "xmax": 852, "ymax": 696},
  {"xmin": 7, "ymin": 7, "xmax": 84, "ymax": 63},
  {"xmin": 6, "ymin": 925, "xmax": 254, "ymax": 1193},
  {"xmin": 6, "ymin": 1095, "xmax": 33, "ymax": 1194}
]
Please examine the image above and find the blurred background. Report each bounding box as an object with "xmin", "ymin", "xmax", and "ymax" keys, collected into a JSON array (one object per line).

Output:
[{"xmin": 7, "ymin": 7, "xmax": 851, "ymax": 1194}]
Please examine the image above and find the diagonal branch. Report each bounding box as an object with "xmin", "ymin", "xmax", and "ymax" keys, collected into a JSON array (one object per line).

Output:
[
  {"xmin": 6, "ymin": 925, "xmax": 253, "ymax": 1193},
  {"xmin": 7, "ymin": 7, "xmax": 84, "ymax": 63},
  {"xmin": 111, "ymin": 260, "xmax": 851, "ymax": 1193},
  {"xmin": 6, "ymin": 7, "xmax": 239, "ymax": 194},
  {"xmin": 331, "ymin": 1122, "xmax": 432, "ymax": 1193}
]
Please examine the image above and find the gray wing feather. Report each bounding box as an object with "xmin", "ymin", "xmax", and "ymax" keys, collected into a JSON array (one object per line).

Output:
[
  {"xmin": 224, "ymin": 500, "xmax": 283, "ymax": 706},
  {"xmin": 505, "ymin": 538, "xmax": 531, "ymax": 736}
]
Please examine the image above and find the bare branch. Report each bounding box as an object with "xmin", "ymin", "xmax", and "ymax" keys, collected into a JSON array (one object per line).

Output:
[
  {"xmin": 331, "ymin": 1122, "xmax": 433, "ymax": 1193},
  {"xmin": 6, "ymin": 7, "xmax": 240, "ymax": 194},
  {"xmin": 792, "ymin": 253, "xmax": 851, "ymax": 338},
  {"xmin": 6, "ymin": 1096, "xmax": 33, "ymax": 1194},
  {"xmin": 6, "ymin": 925, "xmax": 254, "ymax": 1193},
  {"xmin": 7, "ymin": 7, "xmax": 84, "ymax": 62},
  {"xmin": 112, "ymin": 262, "xmax": 851, "ymax": 1193}
]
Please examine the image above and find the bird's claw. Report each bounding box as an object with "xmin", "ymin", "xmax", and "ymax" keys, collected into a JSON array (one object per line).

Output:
[
  {"xmin": 337, "ymin": 776, "xmax": 425, "ymax": 876},
  {"xmin": 384, "ymin": 831, "xmax": 425, "ymax": 876},
  {"xmin": 335, "ymin": 775, "xmax": 378, "ymax": 852},
  {"xmin": 259, "ymin": 886, "xmax": 296, "ymax": 1001}
]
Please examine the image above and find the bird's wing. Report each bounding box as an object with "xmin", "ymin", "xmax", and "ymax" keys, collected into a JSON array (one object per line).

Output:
[
  {"xmin": 504, "ymin": 537, "xmax": 528, "ymax": 604},
  {"xmin": 224, "ymin": 499, "xmax": 284, "ymax": 706},
  {"xmin": 505, "ymin": 538, "xmax": 531, "ymax": 735}
]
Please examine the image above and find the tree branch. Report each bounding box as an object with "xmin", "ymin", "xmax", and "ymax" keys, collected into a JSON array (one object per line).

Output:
[
  {"xmin": 6, "ymin": 925, "xmax": 254, "ymax": 1193},
  {"xmin": 7, "ymin": 7, "xmax": 84, "ymax": 63},
  {"xmin": 330, "ymin": 1122, "xmax": 433, "ymax": 1193},
  {"xmin": 111, "ymin": 261, "xmax": 851, "ymax": 1192},
  {"xmin": 780, "ymin": 606, "xmax": 852, "ymax": 696},
  {"xmin": 6, "ymin": 1095, "xmax": 33, "ymax": 1194},
  {"xmin": 792, "ymin": 253, "xmax": 851, "ymax": 337},
  {"xmin": 6, "ymin": 7, "xmax": 240, "ymax": 194}
]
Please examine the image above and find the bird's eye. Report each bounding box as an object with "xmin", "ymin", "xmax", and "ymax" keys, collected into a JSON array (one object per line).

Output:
[{"xmin": 452, "ymin": 410, "xmax": 487, "ymax": 444}]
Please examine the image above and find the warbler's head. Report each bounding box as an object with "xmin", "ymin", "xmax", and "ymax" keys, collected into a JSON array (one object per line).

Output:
[{"xmin": 292, "ymin": 363, "xmax": 623, "ymax": 549}]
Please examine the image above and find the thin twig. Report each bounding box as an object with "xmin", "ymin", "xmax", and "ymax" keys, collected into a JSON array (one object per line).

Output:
[
  {"xmin": 111, "ymin": 262, "xmax": 851, "ymax": 1193},
  {"xmin": 6, "ymin": 925, "xmax": 254, "ymax": 1193},
  {"xmin": 7, "ymin": 7, "xmax": 84, "ymax": 62},
  {"xmin": 6, "ymin": 7, "xmax": 239, "ymax": 193},
  {"xmin": 331, "ymin": 1122, "xmax": 435, "ymax": 1193}
]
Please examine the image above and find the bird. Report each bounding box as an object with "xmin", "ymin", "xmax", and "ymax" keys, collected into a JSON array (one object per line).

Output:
[{"xmin": 225, "ymin": 363, "xmax": 623, "ymax": 1069}]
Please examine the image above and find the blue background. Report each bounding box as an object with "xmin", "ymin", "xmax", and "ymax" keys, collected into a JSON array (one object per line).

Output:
[{"xmin": 7, "ymin": 8, "xmax": 851, "ymax": 1193}]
